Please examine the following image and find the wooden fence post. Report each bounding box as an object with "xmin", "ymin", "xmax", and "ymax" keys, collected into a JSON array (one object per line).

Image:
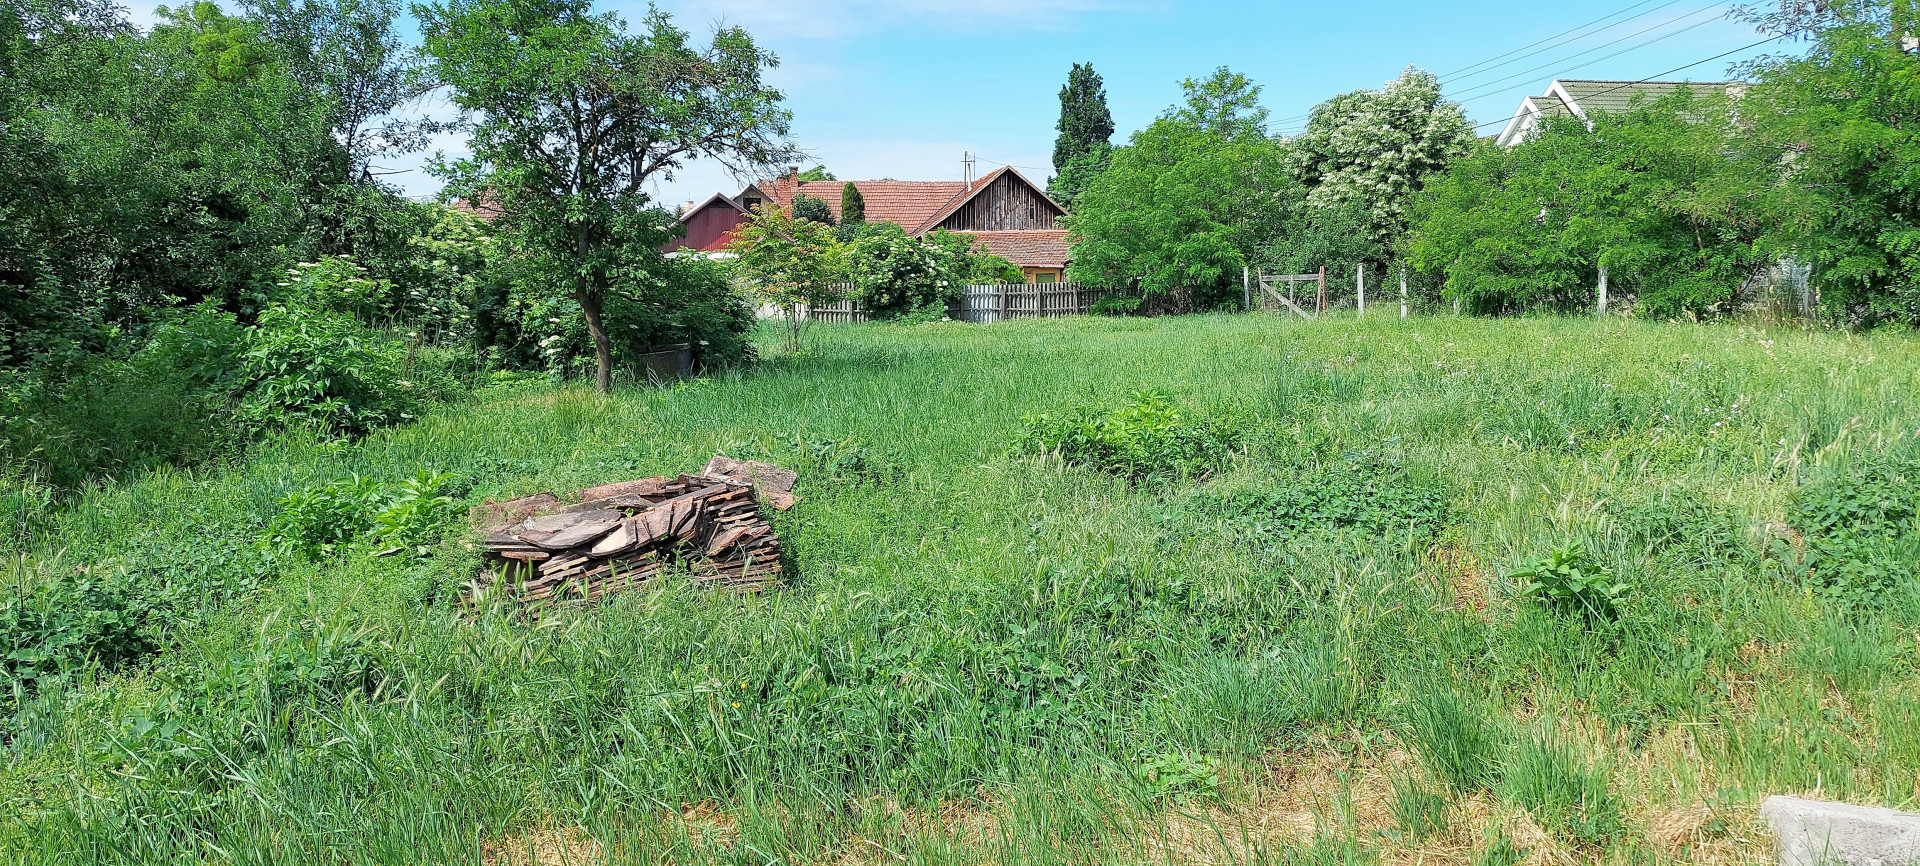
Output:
[
  {"xmin": 1318, "ymin": 266, "xmax": 1327, "ymax": 315},
  {"xmin": 1597, "ymin": 265, "xmax": 1609, "ymax": 317},
  {"xmin": 1400, "ymin": 265, "xmax": 1409, "ymax": 319}
]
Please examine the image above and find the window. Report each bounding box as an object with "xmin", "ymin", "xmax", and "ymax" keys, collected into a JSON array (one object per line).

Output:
[{"xmin": 1036, "ymin": 272, "xmax": 1057, "ymax": 284}]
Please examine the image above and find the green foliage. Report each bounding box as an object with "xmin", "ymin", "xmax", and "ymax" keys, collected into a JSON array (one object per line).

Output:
[
  {"xmin": 266, "ymin": 470, "xmax": 457, "ymax": 557},
  {"xmin": 1736, "ymin": 1, "xmax": 1920, "ymax": 325},
  {"xmin": 844, "ymin": 222, "xmax": 961, "ymax": 319},
  {"xmin": 1404, "ymin": 686, "xmax": 1508, "ymax": 793},
  {"xmin": 1131, "ymin": 751, "xmax": 1222, "ymax": 803},
  {"xmin": 1388, "ymin": 772, "xmax": 1451, "ymax": 840},
  {"xmin": 730, "ymin": 205, "xmax": 846, "ymax": 350},
  {"xmin": 1788, "ymin": 453, "xmax": 1920, "ymax": 604},
  {"xmin": 1291, "ymin": 66, "xmax": 1474, "ymax": 249},
  {"xmin": 790, "ymin": 191, "xmax": 836, "ymax": 226},
  {"xmin": 1509, "ymin": 541, "xmax": 1633, "ymax": 624},
  {"xmin": 1410, "ymin": 91, "xmax": 1769, "ymax": 316},
  {"xmin": 238, "ymin": 304, "xmax": 437, "ymax": 436},
  {"xmin": 1, "ymin": 539, "xmax": 270, "ymax": 701},
  {"xmin": 1067, "ymin": 70, "xmax": 1292, "ymax": 302},
  {"xmin": 795, "ymin": 165, "xmax": 834, "ymax": 181},
  {"xmin": 1020, "ymin": 390, "xmax": 1241, "ymax": 481},
  {"xmin": 1049, "ymin": 61, "xmax": 1114, "ymax": 207},
  {"xmin": 1499, "ymin": 735, "xmax": 1624, "ymax": 847},
  {"xmin": 419, "ymin": 0, "xmax": 793, "ymax": 389},
  {"xmin": 838, "ymin": 181, "xmax": 865, "ymax": 225},
  {"xmin": 1200, "ymin": 460, "xmax": 1453, "ymax": 543}
]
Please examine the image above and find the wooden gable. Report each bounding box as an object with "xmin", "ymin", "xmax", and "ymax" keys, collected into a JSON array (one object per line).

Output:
[{"xmin": 921, "ymin": 168, "xmax": 1066, "ymax": 234}]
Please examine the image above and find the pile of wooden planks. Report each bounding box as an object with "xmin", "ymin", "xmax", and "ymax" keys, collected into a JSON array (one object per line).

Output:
[{"xmin": 473, "ymin": 458, "xmax": 798, "ymax": 601}]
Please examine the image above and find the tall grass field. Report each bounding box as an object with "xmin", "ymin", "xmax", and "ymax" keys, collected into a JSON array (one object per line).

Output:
[{"xmin": 2, "ymin": 313, "xmax": 1917, "ymax": 865}]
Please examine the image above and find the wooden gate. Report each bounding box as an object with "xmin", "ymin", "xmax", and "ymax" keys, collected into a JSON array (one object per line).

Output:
[{"xmin": 1248, "ymin": 267, "xmax": 1325, "ymax": 320}]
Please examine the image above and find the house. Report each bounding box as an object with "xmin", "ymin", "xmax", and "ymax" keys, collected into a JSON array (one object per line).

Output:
[
  {"xmin": 1494, "ymin": 79, "xmax": 1742, "ymax": 147},
  {"xmin": 665, "ymin": 166, "xmax": 1073, "ymax": 283}
]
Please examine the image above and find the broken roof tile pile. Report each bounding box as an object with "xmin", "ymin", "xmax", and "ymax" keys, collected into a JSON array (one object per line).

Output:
[{"xmin": 473, "ymin": 457, "xmax": 798, "ymax": 601}]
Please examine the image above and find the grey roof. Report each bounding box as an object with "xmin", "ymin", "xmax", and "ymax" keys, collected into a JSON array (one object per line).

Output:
[
  {"xmin": 1554, "ymin": 79, "xmax": 1734, "ymax": 116},
  {"xmin": 1527, "ymin": 93, "xmax": 1575, "ymax": 119}
]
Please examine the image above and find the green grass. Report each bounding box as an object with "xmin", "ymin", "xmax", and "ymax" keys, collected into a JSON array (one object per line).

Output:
[{"xmin": 2, "ymin": 312, "xmax": 1919, "ymax": 864}]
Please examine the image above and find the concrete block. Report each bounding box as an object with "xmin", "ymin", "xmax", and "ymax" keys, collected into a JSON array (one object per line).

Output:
[{"xmin": 1762, "ymin": 795, "xmax": 1920, "ymax": 866}]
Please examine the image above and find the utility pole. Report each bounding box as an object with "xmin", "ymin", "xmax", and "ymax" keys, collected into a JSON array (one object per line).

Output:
[
  {"xmin": 1243, "ymin": 266, "xmax": 1251, "ymax": 311},
  {"xmin": 1357, "ymin": 263, "xmax": 1365, "ymax": 318},
  {"xmin": 1597, "ymin": 265, "xmax": 1608, "ymax": 317}
]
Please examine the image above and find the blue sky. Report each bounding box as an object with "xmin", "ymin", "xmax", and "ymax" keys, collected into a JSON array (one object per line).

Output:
[{"xmin": 125, "ymin": 0, "xmax": 1783, "ymax": 203}]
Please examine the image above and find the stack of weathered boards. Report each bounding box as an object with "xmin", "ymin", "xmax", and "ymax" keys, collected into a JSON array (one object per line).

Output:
[{"xmin": 474, "ymin": 457, "xmax": 798, "ymax": 601}]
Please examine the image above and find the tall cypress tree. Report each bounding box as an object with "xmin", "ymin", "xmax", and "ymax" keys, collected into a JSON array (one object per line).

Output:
[
  {"xmin": 840, "ymin": 182, "xmax": 865, "ymax": 224},
  {"xmin": 1049, "ymin": 62, "xmax": 1115, "ymax": 208}
]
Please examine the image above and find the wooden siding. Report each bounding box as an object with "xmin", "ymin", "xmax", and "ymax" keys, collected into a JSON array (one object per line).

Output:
[
  {"xmin": 935, "ymin": 173, "xmax": 1062, "ymax": 232},
  {"xmin": 665, "ymin": 200, "xmax": 746, "ymax": 252}
]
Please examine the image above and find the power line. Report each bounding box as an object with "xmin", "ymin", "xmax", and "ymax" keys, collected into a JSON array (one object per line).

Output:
[
  {"xmin": 1274, "ymin": 6, "xmax": 1737, "ymax": 136},
  {"xmin": 1441, "ymin": 7, "xmax": 1731, "ymax": 104},
  {"xmin": 1446, "ymin": 1, "xmax": 1725, "ymax": 89},
  {"xmin": 1439, "ymin": 0, "xmax": 1682, "ymax": 78},
  {"xmin": 1267, "ymin": 0, "xmax": 1710, "ymax": 128},
  {"xmin": 1463, "ymin": 33, "xmax": 1786, "ymax": 136}
]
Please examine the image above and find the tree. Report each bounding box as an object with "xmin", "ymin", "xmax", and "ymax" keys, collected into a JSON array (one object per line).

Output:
[
  {"xmin": 796, "ymin": 164, "xmax": 834, "ymax": 181},
  {"xmin": 1066, "ymin": 69, "xmax": 1292, "ymax": 306},
  {"xmin": 728, "ymin": 205, "xmax": 842, "ymax": 351},
  {"xmin": 1408, "ymin": 91, "xmax": 1769, "ymax": 315},
  {"xmin": 246, "ymin": 0, "xmax": 438, "ymax": 180},
  {"xmin": 1291, "ymin": 67, "xmax": 1475, "ymax": 251},
  {"xmin": 418, "ymin": 0, "xmax": 795, "ymax": 391},
  {"xmin": 791, "ymin": 191, "xmax": 835, "ymax": 226},
  {"xmin": 840, "ymin": 182, "xmax": 865, "ymax": 225},
  {"xmin": 1049, "ymin": 62, "xmax": 1114, "ymax": 207},
  {"xmin": 1733, "ymin": 0, "xmax": 1920, "ymax": 324}
]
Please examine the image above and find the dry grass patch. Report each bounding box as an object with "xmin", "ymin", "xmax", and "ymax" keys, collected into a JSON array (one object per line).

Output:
[{"xmin": 482, "ymin": 827, "xmax": 603, "ymax": 866}]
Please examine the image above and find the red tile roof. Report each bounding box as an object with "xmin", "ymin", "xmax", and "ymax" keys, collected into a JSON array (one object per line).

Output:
[
  {"xmin": 959, "ymin": 230, "xmax": 1071, "ymax": 269},
  {"xmin": 762, "ymin": 178, "xmax": 970, "ymax": 229}
]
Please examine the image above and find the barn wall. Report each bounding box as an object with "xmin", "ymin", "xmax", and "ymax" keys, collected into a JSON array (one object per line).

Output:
[
  {"xmin": 936, "ymin": 174, "xmax": 1061, "ymax": 232},
  {"xmin": 668, "ymin": 203, "xmax": 747, "ymax": 252}
]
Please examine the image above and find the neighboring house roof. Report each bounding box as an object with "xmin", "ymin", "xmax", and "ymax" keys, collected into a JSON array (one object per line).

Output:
[
  {"xmin": 449, "ymin": 195, "xmax": 504, "ymax": 221},
  {"xmin": 961, "ymin": 230, "xmax": 1071, "ymax": 270},
  {"xmin": 725, "ymin": 166, "xmax": 1071, "ymax": 270},
  {"xmin": 1494, "ymin": 79, "xmax": 1739, "ymax": 147},
  {"xmin": 907, "ymin": 167, "xmax": 1067, "ymax": 234}
]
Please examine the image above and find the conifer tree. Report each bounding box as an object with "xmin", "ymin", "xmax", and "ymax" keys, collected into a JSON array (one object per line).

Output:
[
  {"xmin": 1049, "ymin": 62, "xmax": 1114, "ymax": 207},
  {"xmin": 840, "ymin": 182, "xmax": 865, "ymax": 225}
]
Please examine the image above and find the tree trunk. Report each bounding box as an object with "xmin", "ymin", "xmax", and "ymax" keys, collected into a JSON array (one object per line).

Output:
[{"xmin": 577, "ymin": 283, "xmax": 614, "ymax": 394}]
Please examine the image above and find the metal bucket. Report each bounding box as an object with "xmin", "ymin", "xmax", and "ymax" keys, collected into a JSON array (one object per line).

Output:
[{"xmin": 633, "ymin": 343, "xmax": 693, "ymax": 384}]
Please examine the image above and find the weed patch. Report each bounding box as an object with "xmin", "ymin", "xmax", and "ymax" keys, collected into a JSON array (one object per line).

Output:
[
  {"xmin": 1189, "ymin": 459, "xmax": 1452, "ymax": 545},
  {"xmin": 1403, "ymin": 687, "xmax": 1507, "ymax": 794},
  {"xmin": 1787, "ymin": 453, "xmax": 1920, "ymax": 605},
  {"xmin": 266, "ymin": 470, "xmax": 460, "ymax": 557},
  {"xmin": 1509, "ymin": 541, "xmax": 1633, "ymax": 624},
  {"xmin": 1020, "ymin": 390, "xmax": 1243, "ymax": 481}
]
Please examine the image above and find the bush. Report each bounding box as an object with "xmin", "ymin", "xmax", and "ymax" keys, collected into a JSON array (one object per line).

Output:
[
  {"xmin": 1020, "ymin": 391, "xmax": 1242, "ymax": 481},
  {"xmin": 238, "ymin": 305, "xmax": 443, "ymax": 436},
  {"xmin": 1509, "ymin": 541, "xmax": 1632, "ymax": 623},
  {"xmin": 1404, "ymin": 686, "xmax": 1507, "ymax": 793},
  {"xmin": 1499, "ymin": 735, "xmax": 1623, "ymax": 847},
  {"xmin": 1788, "ymin": 454, "xmax": 1920, "ymax": 604},
  {"xmin": 844, "ymin": 223, "xmax": 962, "ymax": 319}
]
